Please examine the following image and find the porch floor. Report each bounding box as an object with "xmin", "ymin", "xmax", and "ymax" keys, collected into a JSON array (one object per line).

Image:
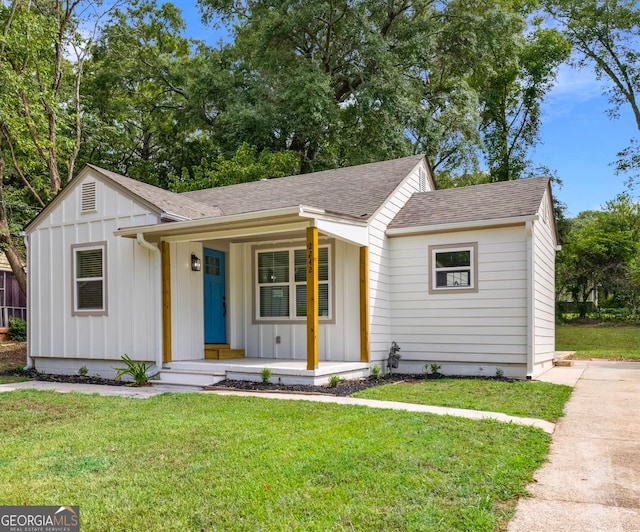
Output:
[{"xmin": 156, "ymin": 358, "xmax": 370, "ymax": 387}]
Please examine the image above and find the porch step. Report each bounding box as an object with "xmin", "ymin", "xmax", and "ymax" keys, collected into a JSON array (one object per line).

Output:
[
  {"xmin": 154, "ymin": 368, "xmax": 227, "ymax": 386},
  {"xmin": 205, "ymin": 344, "xmax": 245, "ymax": 360},
  {"xmin": 553, "ymin": 351, "xmax": 575, "ymax": 367}
]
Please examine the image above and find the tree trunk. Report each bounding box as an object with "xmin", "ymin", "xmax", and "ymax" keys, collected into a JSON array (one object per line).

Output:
[{"xmin": 0, "ymin": 150, "xmax": 26, "ymax": 295}]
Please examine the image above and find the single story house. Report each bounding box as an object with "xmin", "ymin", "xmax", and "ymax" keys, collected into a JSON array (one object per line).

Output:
[
  {"xmin": 0, "ymin": 252, "xmax": 27, "ymax": 338},
  {"xmin": 24, "ymin": 155, "xmax": 558, "ymax": 384}
]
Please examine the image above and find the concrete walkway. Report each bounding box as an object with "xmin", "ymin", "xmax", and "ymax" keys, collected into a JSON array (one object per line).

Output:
[
  {"xmin": 509, "ymin": 360, "xmax": 640, "ymax": 531},
  {"xmin": 0, "ymin": 379, "xmax": 555, "ymax": 433}
]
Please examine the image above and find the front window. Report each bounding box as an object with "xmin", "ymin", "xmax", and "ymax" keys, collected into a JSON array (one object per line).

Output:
[
  {"xmin": 429, "ymin": 243, "xmax": 477, "ymax": 293},
  {"xmin": 72, "ymin": 242, "xmax": 107, "ymax": 315},
  {"xmin": 256, "ymin": 245, "xmax": 330, "ymax": 321}
]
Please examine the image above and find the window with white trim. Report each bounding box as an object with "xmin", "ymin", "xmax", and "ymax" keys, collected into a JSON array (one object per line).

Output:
[
  {"xmin": 72, "ymin": 243, "xmax": 107, "ymax": 315},
  {"xmin": 256, "ymin": 245, "xmax": 330, "ymax": 320},
  {"xmin": 429, "ymin": 243, "xmax": 477, "ymax": 293}
]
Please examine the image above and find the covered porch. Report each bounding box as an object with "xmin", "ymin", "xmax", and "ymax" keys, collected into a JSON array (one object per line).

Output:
[{"xmin": 116, "ymin": 205, "xmax": 372, "ymax": 383}]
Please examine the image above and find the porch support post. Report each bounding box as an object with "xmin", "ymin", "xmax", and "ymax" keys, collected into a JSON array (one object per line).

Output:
[
  {"xmin": 359, "ymin": 246, "xmax": 369, "ymax": 363},
  {"xmin": 306, "ymin": 226, "xmax": 319, "ymax": 370},
  {"xmin": 161, "ymin": 241, "xmax": 172, "ymax": 363}
]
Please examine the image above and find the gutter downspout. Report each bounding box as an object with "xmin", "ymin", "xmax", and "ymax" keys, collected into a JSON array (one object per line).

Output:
[
  {"xmin": 21, "ymin": 231, "xmax": 32, "ymax": 370},
  {"xmin": 136, "ymin": 233, "xmax": 163, "ymax": 372}
]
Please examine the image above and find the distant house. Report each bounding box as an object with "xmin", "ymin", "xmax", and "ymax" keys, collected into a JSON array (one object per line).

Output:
[
  {"xmin": 24, "ymin": 155, "xmax": 559, "ymax": 384},
  {"xmin": 0, "ymin": 252, "xmax": 27, "ymax": 336}
]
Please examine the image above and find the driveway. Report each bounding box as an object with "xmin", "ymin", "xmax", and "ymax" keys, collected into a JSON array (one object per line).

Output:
[{"xmin": 509, "ymin": 360, "xmax": 640, "ymax": 531}]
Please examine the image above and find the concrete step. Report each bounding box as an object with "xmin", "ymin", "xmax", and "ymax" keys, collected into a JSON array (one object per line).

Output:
[
  {"xmin": 156, "ymin": 369, "xmax": 226, "ymax": 386},
  {"xmin": 553, "ymin": 352, "xmax": 575, "ymax": 367},
  {"xmin": 554, "ymin": 359, "xmax": 574, "ymax": 367}
]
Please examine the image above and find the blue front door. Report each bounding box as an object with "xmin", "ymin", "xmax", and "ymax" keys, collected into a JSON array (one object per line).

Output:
[{"xmin": 203, "ymin": 248, "xmax": 226, "ymax": 344}]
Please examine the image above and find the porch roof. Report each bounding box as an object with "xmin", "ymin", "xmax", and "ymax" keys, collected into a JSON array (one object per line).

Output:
[{"xmin": 114, "ymin": 205, "xmax": 369, "ymax": 246}]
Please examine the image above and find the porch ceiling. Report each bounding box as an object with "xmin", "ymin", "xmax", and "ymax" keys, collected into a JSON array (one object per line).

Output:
[{"xmin": 114, "ymin": 205, "xmax": 369, "ymax": 246}]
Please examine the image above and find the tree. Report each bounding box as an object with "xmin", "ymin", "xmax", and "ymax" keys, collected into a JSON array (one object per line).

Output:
[
  {"xmin": 0, "ymin": 0, "xmax": 89, "ymax": 294},
  {"xmin": 195, "ymin": 0, "xmax": 554, "ymax": 176},
  {"xmin": 478, "ymin": 25, "xmax": 570, "ymax": 181},
  {"xmin": 544, "ymin": 0, "xmax": 640, "ymax": 177},
  {"xmin": 80, "ymin": 0, "xmax": 196, "ymax": 187},
  {"xmin": 556, "ymin": 194, "xmax": 640, "ymax": 317}
]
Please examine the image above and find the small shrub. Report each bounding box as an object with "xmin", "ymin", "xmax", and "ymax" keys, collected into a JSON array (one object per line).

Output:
[
  {"xmin": 495, "ymin": 368, "xmax": 504, "ymax": 379},
  {"xmin": 329, "ymin": 375, "xmax": 341, "ymax": 388},
  {"xmin": 260, "ymin": 367, "xmax": 272, "ymax": 383},
  {"xmin": 425, "ymin": 363, "xmax": 441, "ymax": 375},
  {"xmin": 78, "ymin": 365, "xmax": 88, "ymax": 377},
  {"xmin": 370, "ymin": 365, "xmax": 381, "ymax": 380},
  {"xmin": 114, "ymin": 354, "xmax": 152, "ymax": 386},
  {"xmin": 8, "ymin": 317, "xmax": 26, "ymax": 341}
]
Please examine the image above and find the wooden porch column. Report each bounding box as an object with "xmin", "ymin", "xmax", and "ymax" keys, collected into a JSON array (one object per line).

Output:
[
  {"xmin": 161, "ymin": 241, "xmax": 172, "ymax": 363},
  {"xmin": 359, "ymin": 246, "xmax": 370, "ymax": 363},
  {"xmin": 306, "ymin": 226, "xmax": 319, "ymax": 370}
]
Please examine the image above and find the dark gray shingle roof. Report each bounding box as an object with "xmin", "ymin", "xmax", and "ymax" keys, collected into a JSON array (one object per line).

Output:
[
  {"xmin": 88, "ymin": 165, "xmax": 222, "ymax": 220},
  {"xmin": 181, "ymin": 155, "xmax": 425, "ymax": 219},
  {"xmin": 389, "ymin": 177, "xmax": 550, "ymax": 229}
]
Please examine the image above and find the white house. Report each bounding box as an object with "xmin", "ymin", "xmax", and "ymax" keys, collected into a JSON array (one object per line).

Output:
[{"xmin": 23, "ymin": 155, "xmax": 559, "ymax": 384}]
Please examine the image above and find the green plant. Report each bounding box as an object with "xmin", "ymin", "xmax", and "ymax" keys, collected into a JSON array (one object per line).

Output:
[
  {"xmin": 328, "ymin": 375, "xmax": 341, "ymax": 388},
  {"xmin": 78, "ymin": 365, "xmax": 88, "ymax": 377},
  {"xmin": 8, "ymin": 317, "xmax": 26, "ymax": 341},
  {"xmin": 425, "ymin": 363, "xmax": 442, "ymax": 375},
  {"xmin": 495, "ymin": 368, "xmax": 504, "ymax": 379},
  {"xmin": 114, "ymin": 355, "xmax": 152, "ymax": 386},
  {"xmin": 370, "ymin": 365, "xmax": 381, "ymax": 380},
  {"xmin": 260, "ymin": 367, "xmax": 272, "ymax": 383}
]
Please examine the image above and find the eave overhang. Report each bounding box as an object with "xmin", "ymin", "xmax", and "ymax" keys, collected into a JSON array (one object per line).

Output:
[
  {"xmin": 115, "ymin": 205, "xmax": 369, "ymax": 246},
  {"xmin": 386, "ymin": 215, "xmax": 539, "ymax": 237}
]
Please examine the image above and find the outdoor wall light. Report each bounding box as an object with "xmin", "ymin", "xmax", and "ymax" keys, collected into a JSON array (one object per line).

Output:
[{"xmin": 191, "ymin": 254, "xmax": 201, "ymax": 272}]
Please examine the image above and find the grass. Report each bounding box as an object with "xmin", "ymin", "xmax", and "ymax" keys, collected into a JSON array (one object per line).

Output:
[
  {"xmin": 557, "ymin": 323, "xmax": 640, "ymax": 360},
  {"xmin": 0, "ymin": 375, "xmax": 29, "ymax": 384},
  {"xmin": 0, "ymin": 390, "xmax": 550, "ymax": 531},
  {"xmin": 354, "ymin": 379, "xmax": 572, "ymax": 422}
]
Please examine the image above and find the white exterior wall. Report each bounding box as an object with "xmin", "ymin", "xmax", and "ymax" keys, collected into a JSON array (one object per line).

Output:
[
  {"xmin": 367, "ymin": 160, "xmax": 428, "ymax": 363},
  {"xmin": 170, "ymin": 241, "xmax": 205, "ymax": 360},
  {"xmin": 28, "ymin": 171, "xmax": 160, "ymax": 376},
  {"xmin": 229, "ymin": 238, "xmax": 360, "ymax": 361},
  {"xmin": 389, "ymin": 226, "xmax": 529, "ymax": 378},
  {"xmin": 532, "ymin": 190, "xmax": 557, "ymax": 376}
]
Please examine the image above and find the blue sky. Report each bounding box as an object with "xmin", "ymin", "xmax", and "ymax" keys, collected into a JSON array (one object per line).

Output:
[{"xmin": 178, "ymin": 3, "xmax": 637, "ymax": 218}]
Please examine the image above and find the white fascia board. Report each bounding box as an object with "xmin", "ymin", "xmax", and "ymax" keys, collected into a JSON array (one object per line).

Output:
[
  {"xmin": 386, "ymin": 215, "xmax": 539, "ymax": 236},
  {"xmin": 114, "ymin": 206, "xmax": 304, "ymax": 237},
  {"xmin": 314, "ymin": 218, "xmax": 368, "ymax": 246}
]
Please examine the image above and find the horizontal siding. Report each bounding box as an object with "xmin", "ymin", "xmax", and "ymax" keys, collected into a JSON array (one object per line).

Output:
[
  {"xmin": 389, "ymin": 226, "xmax": 528, "ymax": 371},
  {"xmin": 367, "ymin": 160, "xmax": 425, "ymax": 361},
  {"xmin": 532, "ymin": 190, "xmax": 556, "ymax": 372},
  {"xmin": 29, "ymin": 172, "xmax": 160, "ymax": 365}
]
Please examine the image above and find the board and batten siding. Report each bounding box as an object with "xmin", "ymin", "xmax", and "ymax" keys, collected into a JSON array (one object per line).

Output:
[
  {"xmin": 532, "ymin": 189, "xmax": 557, "ymax": 376},
  {"xmin": 389, "ymin": 226, "xmax": 529, "ymax": 378},
  {"xmin": 229, "ymin": 238, "xmax": 360, "ymax": 361},
  {"xmin": 367, "ymin": 160, "xmax": 429, "ymax": 363},
  {"xmin": 28, "ymin": 171, "xmax": 160, "ymax": 376},
  {"xmin": 169, "ymin": 241, "xmax": 205, "ymax": 360}
]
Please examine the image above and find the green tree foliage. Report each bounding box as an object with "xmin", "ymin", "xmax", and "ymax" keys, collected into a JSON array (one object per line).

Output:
[
  {"xmin": 557, "ymin": 194, "xmax": 640, "ymax": 317},
  {"xmin": 79, "ymin": 0, "xmax": 196, "ymax": 187},
  {"xmin": 0, "ymin": 0, "xmax": 86, "ymax": 294},
  {"xmin": 196, "ymin": 0, "xmax": 566, "ymax": 177}
]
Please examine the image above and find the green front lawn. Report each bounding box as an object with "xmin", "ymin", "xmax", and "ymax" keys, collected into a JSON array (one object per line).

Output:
[
  {"xmin": 0, "ymin": 375, "xmax": 29, "ymax": 384},
  {"xmin": 557, "ymin": 324, "xmax": 640, "ymax": 360},
  {"xmin": 0, "ymin": 390, "xmax": 550, "ymax": 531},
  {"xmin": 353, "ymin": 379, "xmax": 572, "ymax": 422}
]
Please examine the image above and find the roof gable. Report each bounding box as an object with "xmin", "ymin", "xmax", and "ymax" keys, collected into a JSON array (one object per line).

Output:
[
  {"xmin": 389, "ymin": 177, "xmax": 552, "ymax": 229},
  {"xmin": 182, "ymin": 155, "xmax": 426, "ymax": 220}
]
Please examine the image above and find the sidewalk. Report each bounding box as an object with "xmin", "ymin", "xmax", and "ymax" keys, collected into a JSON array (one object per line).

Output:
[
  {"xmin": 0, "ymin": 378, "xmax": 555, "ymax": 433},
  {"xmin": 509, "ymin": 360, "xmax": 640, "ymax": 531}
]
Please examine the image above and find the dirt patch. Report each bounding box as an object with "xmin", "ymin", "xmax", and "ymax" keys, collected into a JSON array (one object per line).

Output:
[{"xmin": 0, "ymin": 342, "xmax": 27, "ymax": 370}]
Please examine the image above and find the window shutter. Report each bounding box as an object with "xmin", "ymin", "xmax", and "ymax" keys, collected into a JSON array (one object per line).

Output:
[{"xmin": 81, "ymin": 182, "xmax": 96, "ymax": 213}]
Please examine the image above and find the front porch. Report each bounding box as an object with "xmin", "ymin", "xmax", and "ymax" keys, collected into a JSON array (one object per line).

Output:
[{"xmin": 153, "ymin": 358, "xmax": 371, "ymax": 387}]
